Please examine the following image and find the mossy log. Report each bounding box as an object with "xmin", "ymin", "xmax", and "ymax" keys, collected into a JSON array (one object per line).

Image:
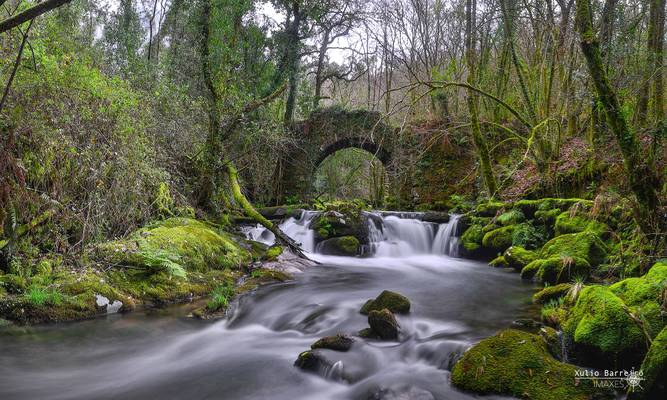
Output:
[{"xmin": 227, "ymin": 163, "xmax": 309, "ymax": 259}]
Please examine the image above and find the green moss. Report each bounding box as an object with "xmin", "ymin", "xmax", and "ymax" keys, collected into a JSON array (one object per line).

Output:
[
  {"xmin": 475, "ymin": 201, "xmax": 506, "ymax": 217},
  {"xmin": 632, "ymin": 326, "xmax": 667, "ymax": 399},
  {"xmin": 451, "ymin": 329, "xmax": 602, "ymax": 399},
  {"xmin": 497, "ymin": 209, "xmax": 525, "ymax": 226},
  {"xmin": 482, "ymin": 225, "xmax": 515, "ymax": 252},
  {"xmin": 554, "ymin": 212, "xmax": 607, "ymax": 237},
  {"xmin": 265, "ymin": 245, "xmax": 283, "ymax": 260},
  {"xmin": 533, "ymin": 283, "xmax": 572, "ymax": 304},
  {"xmin": 504, "ymin": 246, "xmax": 538, "ymax": 271},
  {"xmin": 531, "ymin": 257, "xmax": 590, "ymax": 285},
  {"xmin": 563, "ymin": 286, "xmax": 645, "ymax": 367},
  {"xmin": 541, "ymin": 298, "xmax": 567, "ymax": 327},
  {"xmin": 540, "ymin": 231, "xmax": 607, "ymax": 267},
  {"xmin": 95, "ymin": 218, "xmax": 251, "ymax": 273},
  {"xmin": 489, "ymin": 255, "xmax": 508, "ymax": 268},
  {"xmin": 337, "ymin": 236, "xmax": 360, "ymax": 254},
  {"xmin": 360, "ymin": 290, "xmax": 411, "ymax": 315},
  {"xmin": 0, "ymin": 274, "xmax": 27, "ymax": 294},
  {"xmin": 461, "ymin": 224, "xmax": 484, "ymax": 252},
  {"xmin": 534, "ymin": 208, "xmax": 561, "ymax": 225},
  {"xmin": 610, "ymin": 261, "xmax": 667, "ymax": 306}
]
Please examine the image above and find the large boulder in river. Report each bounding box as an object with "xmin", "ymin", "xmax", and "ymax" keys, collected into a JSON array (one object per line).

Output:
[
  {"xmin": 309, "ymin": 210, "xmax": 365, "ymax": 241},
  {"xmin": 368, "ymin": 309, "xmax": 399, "ymax": 340},
  {"xmin": 317, "ymin": 236, "xmax": 360, "ymax": 256},
  {"xmin": 503, "ymin": 246, "xmax": 538, "ymax": 271},
  {"xmin": 360, "ymin": 290, "xmax": 411, "ymax": 315},
  {"xmin": 451, "ymin": 329, "xmax": 607, "ymax": 400}
]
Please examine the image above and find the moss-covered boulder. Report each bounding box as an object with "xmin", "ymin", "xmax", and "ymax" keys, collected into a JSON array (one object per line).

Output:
[
  {"xmin": 521, "ymin": 257, "xmax": 591, "ymax": 285},
  {"xmin": 504, "ymin": 246, "xmax": 538, "ymax": 272},
  {"xmin": 482, "ymin": 225, "xmax": 515, "ymax": 253},
  {"xmin": 451, "ymin": 329, "xmax": 604, "ymax": 399},
  {"xmin": 95, "ymin": 218, "xmax": 251, "ymax": 272},
  {"xmin": 309, "ymin": 210, "xmax": 364, "ymax": 241},
  {"xmin": 475, "ymin": 201, "xmax": 505, "ymax": 217},
  {"xmin": 534, "ymin": 208, "xmax": 562, "ymax": 225},
  {"xmin": 460, "ymin": 224, "xmax": 484, "ymax": 256},
  {"xmin": 317, "ymin": 236, "xmax": 360, "ymax": 256},
  {"xmin": 554, "ymin": 212, "xmax": 607, "ymax": 237},
  {"xmin": 533, "ymin": 283, "xmax": 572, "ymax": 304},
  {"xmin": 311, "ymin": 334, "xmax": 354, "ymax": 352},
  {"xmin": 497, "ymin": 209, "xmax": 525, "ymax": 226},
  {"xmin": 610, "ymin": 261, "xmax": 667, "ymax": 307},
  {"xmin": 368, "ymin": 308, "xmax": 399, "ymax": 340},
  {"xmin": 630, "ymin": 326, "xmax": 667, "ymax": 399},
  {"xmin": 514, "ymin": 198, "xmax": 591, "ymax": 219},
  {"xmin": 489, "ymin": 255, "xmax": 508, "ymax": 268},
  {"xmin": 563, "ymin": 286, "xmax": 648, "ymax": 369},
  {"xmin": 539, "ymin": 231, "xmax": 607, "ymax": 267},
  {"xmin": 360, "ymin": 290, "xmax": 411, "ymax": 315}
]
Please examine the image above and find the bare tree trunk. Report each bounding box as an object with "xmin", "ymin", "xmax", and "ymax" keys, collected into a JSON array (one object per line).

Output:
[{"xmin": 465, "ymin": 0, "xmax": 497, "ymax": 198}]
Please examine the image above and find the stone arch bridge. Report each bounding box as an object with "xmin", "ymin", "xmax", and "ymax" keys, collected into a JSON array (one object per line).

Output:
[{"xmin": 274, "ymin": 107, "xmax": 398, "ymax": 202}]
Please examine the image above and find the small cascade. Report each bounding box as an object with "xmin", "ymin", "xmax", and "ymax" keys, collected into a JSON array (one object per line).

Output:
[
  {"xmin": 241, "ymin": 210, "xmax": 462, "ymax": 258},
  {"xmin": 240, "ymin": 210, "xmax": 318, "ymax": 253},
  {"xmin": 432, "ymin": 215, "xmax": 461, "ymax": 256}
]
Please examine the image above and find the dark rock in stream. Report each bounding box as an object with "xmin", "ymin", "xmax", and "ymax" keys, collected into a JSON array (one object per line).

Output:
[
  {"xmin": 368, "ymin": 309, "xmax": 399, "ymax": 340},
  {"xmin": 294, "ymin": 350, "xmax": 331, "ymax": 372},
  {"xmin": 360, "ymin": 290, "xmax": 411, "ymax": 315},
  {"xmin": 421, "ymin": 212, "xmax": 449, "ymax": 224},
  {"xmin": 311, "ymin": 334, "xmax": 354, "ymax": 352}
]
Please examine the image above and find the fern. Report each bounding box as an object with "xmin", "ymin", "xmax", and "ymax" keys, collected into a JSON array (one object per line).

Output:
[{"xmin": 137, "ymin": 250, "xmax": 187, "ymax": 278}]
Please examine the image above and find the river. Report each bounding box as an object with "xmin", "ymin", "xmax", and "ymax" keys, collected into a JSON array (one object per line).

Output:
[{"xmin": 0, "ymin": 212, "xmax": 537, "ymax": 400}]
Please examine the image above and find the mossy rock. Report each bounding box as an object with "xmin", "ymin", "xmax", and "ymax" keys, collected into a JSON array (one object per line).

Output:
[
  {"xmin": 630, "ymin": 326, "xmax": 667, "ymax": 399},
  {"xmin": 460, "ymin": 224, "xmax": 484, "ymax": 255},
  {"xmin": 610, "ymin": 261, "xmax": 667, "ymax": 307},
  {"xmin": 0, "ymin": 274, "xmax": 27, "ymax": 294},
  {"xmin": 309, "ymin": 210, "xmax": 364, "ymax": 241},
  {"xmin": 540, "ymin": 231, "xmax": 607, "ymax": 267},
  {"xmin": 475, "ymin": 201, "xmax": 506, "ymax": 217},
  {"xmin": 514, "ymin": 198, "xmax": 592, "ymax": 219},
  {"xmin": 95, "ymin": 217, "xmax": 251, "ymax": 272},
  {"xmin": 563, "ymin": 286, "xmax": 647, "ymax": 369},
  {"xmin": 534, "ymin": 208, "xmax": 562, "ymax": 225},
  {"xmin": 451, "ymin": 329, "xmax": 605, "ymax": 400},
  {"xmin": 482, "ymin": 225, "xmax": 515, "ymax": 253},
  {"xmin": 524, "ymin": 257, "xmax": 591, "ymax": 285},
  {"xmin": 360, "ymin": 290, "xmax": 411, "ymax": 315},
  {"xmin": 317, "ymin": 236, "xmax": 360, "ymax": 256},
  {"xmin": 489, "ymin": 255, "xmax": 508, "ymax": 268},
  {"xmin": 539, "ymin": 326, "xmax": 562, "ymax": 360},
  {"xmin": 368, "ymin": 308, "xmax": 399, "ymax": 340},
  {"xmin": 554, "ymin": 212, "xmax": 607, "ymax": 237},
  {"xmin": 533, "ymin": 283, "xmax": 572, "ymax": 304},
  {"xmin": 311, "ymin": 334, "xmax": 354, "ymax": 352},
  {"xmin": 504, "ymin": 246, "xmax": 538, "ymax": 272},
  {"xmin": 497, "ymin": 209, "xmax": 525, "ymax": 226}
]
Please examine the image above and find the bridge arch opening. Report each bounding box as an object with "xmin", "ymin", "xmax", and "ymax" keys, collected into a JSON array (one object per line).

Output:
[{"xmin": 314, "ymin": 146, "xmax": 387, "ymax": 205}]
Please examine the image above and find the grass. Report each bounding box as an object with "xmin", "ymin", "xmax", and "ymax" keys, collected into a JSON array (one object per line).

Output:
[
  {"xmin": 24, "ymin": 286, "xmax": 63, "ymax": 306},
  {"xmin": 206, "ymin": 284, "xmax": 235, "ymax": 311}
]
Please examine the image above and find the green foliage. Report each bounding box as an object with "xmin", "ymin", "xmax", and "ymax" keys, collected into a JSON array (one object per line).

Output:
[
  {"xmin": 511, "ymin": 223, "xmax": 547, "ymax": 250},
  {"xmin": 24, "ymin": 286, "xmax": 63, "ymax": 306},
  {"xmin": 461, "ymin": 224, "xmax": 484, "ymax": 252},
  {"xmin": 497, "ymin": 209, "xmax": 525, "ymax": 226},
  {"xmin": 206, "ymin": 284, "xmax": 235, "ymax": 312}
]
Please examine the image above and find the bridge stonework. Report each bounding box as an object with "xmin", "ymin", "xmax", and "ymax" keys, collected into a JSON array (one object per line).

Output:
[{"xmin": 275, "ymin": 107, "xmax": 397, "ymax": 202}]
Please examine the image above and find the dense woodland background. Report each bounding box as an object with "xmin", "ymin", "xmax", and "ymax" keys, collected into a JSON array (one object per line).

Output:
[{"xmin": 0, "ymin": 0, "xmax": 664, "ymax": 265}]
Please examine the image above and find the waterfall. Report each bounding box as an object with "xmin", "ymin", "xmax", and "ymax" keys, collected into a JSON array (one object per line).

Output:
[
  {"xmin": 432, "ymin": 215, "xmax": 461, "ymax": 256},
  {"xmin": 241, "ymin": 210, "xmax": 462, "ymax": 258}
]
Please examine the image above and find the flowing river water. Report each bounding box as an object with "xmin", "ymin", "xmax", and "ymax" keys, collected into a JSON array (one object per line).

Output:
[{"xmin": 0, "ymin": 212, "xmax": 538, "ymax": 400}]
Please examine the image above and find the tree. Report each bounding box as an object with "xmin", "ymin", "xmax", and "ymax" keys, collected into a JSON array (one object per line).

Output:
[
  {"xmin": 575, "ymin": 0, "xmax": 663, "ymax": 232},
  {"xmin": 465, "ymin": 0, "xmax": 497, "ymax": 198}
]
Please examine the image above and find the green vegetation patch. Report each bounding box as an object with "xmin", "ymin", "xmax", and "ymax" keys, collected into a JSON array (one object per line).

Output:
[{"xmin": 451, "ymin": 329, "xmax": 603, "ymax": 400}]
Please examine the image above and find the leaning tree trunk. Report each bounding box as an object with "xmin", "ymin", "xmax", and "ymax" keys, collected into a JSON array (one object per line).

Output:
[
  {"xmin": 575, "ymin": 0, "xmax": 663, "ymax": 231},
  {"xmin": 465, "ymin": 0, "xmax": 498, "ymax": 198}
]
